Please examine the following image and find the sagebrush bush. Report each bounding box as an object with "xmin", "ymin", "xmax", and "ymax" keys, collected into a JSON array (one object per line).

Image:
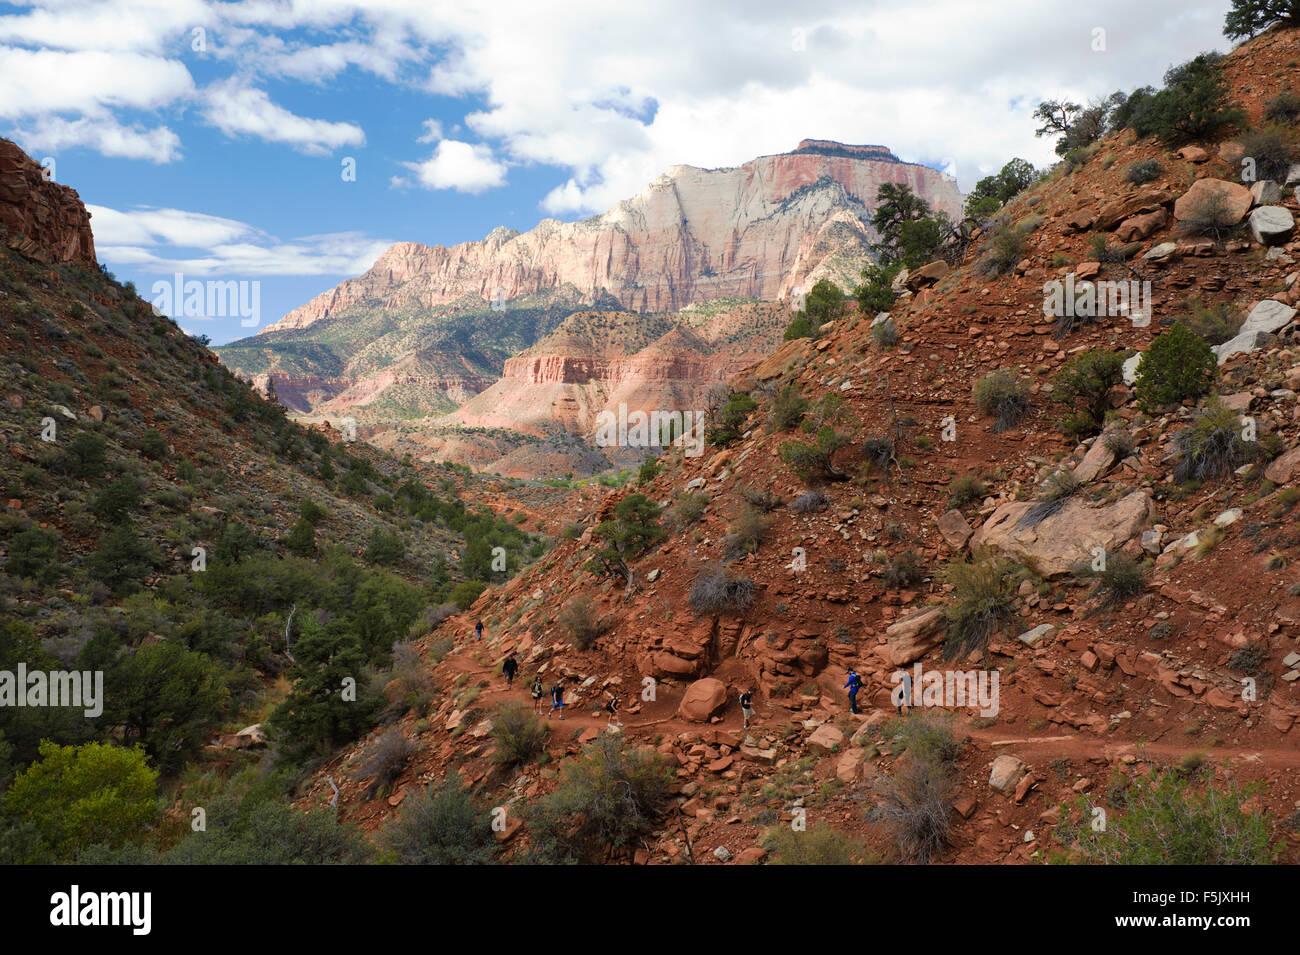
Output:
[
  {"xmin": 871, "ymin": 316, "xmax": 899, "ymax": 348},
  {"xmin": 1018, "ymin": 469, "xmax": 1083, "ymax": 527},
  {"xmin": 976, "ymin": 217, "xmax": 1027, "ymax": 277},
  {"xmin": 763, "ymin": 823, "xmax": 875, "ymax": 865},
  {"xmin": 1237, "ymin": 124, "xmax": 1297, "ymax": 183},
  {"xmin": 1086, "ymin": 553, "xmax": 1147, "ymax": 607},
  {"xmin": 941, "ymin": 557, "xmax": 1016, "ymax": 659},
  {"xmin": 1177, "ymin": 190, "xmax": 1241, "ymax": 242},
  {"xmin": 491, "ymin": 702, "xmax": 549, "ymax": 766},
  {"xmin": 688, "ymin": 563, "xmax": 756, "ymax": 614},
  {"xmin": 1134, "ymin": 323, "xmax": 1215, "ymax": 411},
  {"xmin": 665, "ymin": 491, "xmax": 709, "ymax": 530},
  {"xmin": 779, "ymin": 426, "xmax": 847, "ymax": 485},
  {"xmin": 1124, "ymin": 158, "xmax": 1163, "ymax": 185},
  {"xmin": 881, "ymin": 711, "xmax": 962, "ymax": 764},
  {"xmin": 1052, "ymin": 349, "xmax": 1126, "ymax": 437},
  {"xmin": 767, "ymin": 383, "xmax": 809, "ymax": 431},
  {"xmin": 789, "ymin": 491, "xmax": 830, "ymax": 513},
  {"xmin": 871, "ymin": 756, "xmax": 955, "ymax": 864},
  {"xmin": 973, "ymin": 369, "xmax": 1031, "ymax": 433},
  {"xmin": 1174, "ymin": 298, "xmax": 1239, "ymax": 347},
  {"xmin": 882, "ymin": 549, "xmax": 925, "ymax": 588},
  {"xmin": 557, "ymin": 595, "xmax": 606, "ymax": 650},
  {"xmin": 738, "ymin": 484, "xmax": 783, "ymax": 512},
  {"xmin": 1265, "ymin": 90, "xmax": 1300, "ymax": 123},
  {"xmin": 527, "ymin": 734, "xmax": 673, "ymax": 864},
  {"xmin": 946, "ymin": 474, "xmax": 988, "ymax": 510},
  {"xmin": 724, "ymin": 506, "xmax": 771, "ymax": 560},
  {"xmin": 380, "ymin": 777, "xmax": 498, "ymax": 865},
  {"xmin": 1172, "ymin": 401, "xmax": 1261, "ymax": 484},
  {"xmin": 353, "ymin": 727, "xmax": 416, "ymax": 799}
]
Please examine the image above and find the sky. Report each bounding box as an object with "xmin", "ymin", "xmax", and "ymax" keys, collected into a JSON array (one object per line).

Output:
[{"xmin": 0, "ymin": 0, "xmax": 1235, "ymax": 345}]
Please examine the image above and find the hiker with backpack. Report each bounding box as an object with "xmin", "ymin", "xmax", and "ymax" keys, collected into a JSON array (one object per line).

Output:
[
  {"xmin": 502, "ymin": 654, "xmax": 519, "ymax": 689},
  {"xmin": 530, "ymin": 676, "xmax": 544, "ymax": 713},
  {"xmin": 548, "ymin": 681, "xmax": 565, "ymax": 720},
  {"xmin": 604, "ymin": 693, "xmax": 621, "ymax": 727},
  {"xmin": 739, "ymin": 687, "xmax": 756, "ymax": 729},
  {"xmin": 475, "ymin": 620, "xmax": 483, "ymax": 642},
  {"xmin": 844, "ymin": 667, "xmax": 862, "ymax": 715}
]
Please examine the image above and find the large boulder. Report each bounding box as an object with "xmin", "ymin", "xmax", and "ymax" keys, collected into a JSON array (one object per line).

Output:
[
  {"xmin": 1266, "ymin": 446, "xmax": 1300, "ymax": 485},
  {"xmin": 885, "ymin": 606, "xmax": 948, "ymax": 665},
  {"xmin": 1094, "ymin": 184, "xmax": 1177, "ymax": 231},
  {"xmin": 1214, "ymin": 299, "xmax": 1297, "ymax": 364},
  {"xmin": 731, "ymin": 337, "xmax": 810, "ymax": 391},
  {"xmin": 678, "ymin": 677, "xmax": 728, "ymax": 722},
  {"xmin": 904, "ymin": 259, "xmax": 949, "ymax": 291},
  {"xmin": 1072, "ymin": 433, "xmax": 1117, "ymax": 483},
  {"xmin": 1115, "ymin": 208, "xmax": 1167, "ymax": 242},
  {"xmin": 937, "ymin": 509, "xmax": 974, "ymax": 549},
  {"xmin": 990, "ymin": 755, "xmax": 1027, "ymax": 795},
  {"xmin": 1250, "ymin": 180, "xmax": 1282, "ymax": 205},
  {"xmin": 1172, "ymin": 178, "xmax": 1252, "ymax": 225},
  {"xmin": 970, "ymin": 490, "xmax": 1152, "ymax": 578},
  {"xmin": 1249, "ymin": 205, "xmax": 1295, "ymax": 246}
]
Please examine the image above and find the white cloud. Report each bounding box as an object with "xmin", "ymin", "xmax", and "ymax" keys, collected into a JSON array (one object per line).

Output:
[
  {"xmin": 0, "ymin": 0, "xmax": 210, "ymax": 52},
  {"xmin": 16, "ymin": 115, "xmax": 181, "ymax": 162},
  {"xmin": 0, "ymin": 46, "xmax": 193, "ymax": 119},
  {"xmin": 200, "ymin": 79, "xmax": 364, "ymax": 154},
  {"xmin": 89, "ymin": 203, "xmax": 393, "ymax": 276},
  {"xmin": 403, "ymin": 139, "xmax": 507, "ymax": 193}
]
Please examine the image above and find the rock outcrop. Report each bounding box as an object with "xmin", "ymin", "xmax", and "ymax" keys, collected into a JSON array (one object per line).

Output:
[
  {"xmin": 263, "ymin": 142, "xmax": 963, "ymax": 332},
  {"xmin": 0, "ymin": 139, "xmax": 97, "ymax": 268}
]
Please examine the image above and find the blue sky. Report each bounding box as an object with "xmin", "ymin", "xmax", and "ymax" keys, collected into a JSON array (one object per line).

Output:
[{"xmin": 0, "ymin": 0, "xmax": 1233, "ymax": 345}]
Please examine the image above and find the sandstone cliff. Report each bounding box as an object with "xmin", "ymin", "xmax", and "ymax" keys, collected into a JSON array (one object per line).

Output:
[
  {"xmin": 263, "ymin": 142, "xmax": 962, "ymax": 333},
  {"xmin": 0, "ymin": 138, "xmax": 97, "ymax": 268}
]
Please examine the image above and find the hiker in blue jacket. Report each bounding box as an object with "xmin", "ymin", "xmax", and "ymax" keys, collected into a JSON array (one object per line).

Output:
[{"xmin": 844, "ymin": 667, "xmax": 862, "ymax": 715}]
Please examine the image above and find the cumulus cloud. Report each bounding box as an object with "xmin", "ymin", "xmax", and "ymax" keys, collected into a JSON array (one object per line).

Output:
[
  {"xmin": 14, "ymin": 114, "xmax": 181, "ymax": 162},
  {"xmin": 0, "ymin": 47, "xmax": 193, "ymax": 119},
  {"xmin": 200, "ymin": 79, "xmax": 365, "ymax": 154},
  {"xmin": 89, "ymin": 204, "xmax": 393, "ymax": 276},
  {"xmin": 402, "ymin": 139, "xmax": 508, "ymax": 193}
]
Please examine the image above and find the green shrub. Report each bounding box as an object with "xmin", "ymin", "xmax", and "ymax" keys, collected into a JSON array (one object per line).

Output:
[
  {"xmin": 527, "ymin": 734, "xmax": 673, "ymax": 864},
  {"xmin": 946, "ymin": 475, "xmax": 988, "ymax": 510},
  {"xmin": 1134, "ymin": 323, "xmax": 1215, "ymax": 410},
  {"xmin": 871, "ymin": 316, "xmax": 899, "ymax": 348},
  {"xmin": 1176, "ymin": 189, "xmax": 1243, "ymax": 242},
  {"xmin": 941, "ymin": 556, "xmax": 1017, "ymax": 659},
  {"xmin": 353, "ymin": 727, "xmax": 416, "ymax": 800},
  {"xmin": 63, "ymin": 432, "xmax": 108, "ymax": 479},
  {"xmin": 365, "ymin": 528, "xmax": 405, "ymax": 565},
  {"xmin": 724, "ymin": 506, "xmax": 771, "ymax": 560},
  {"xmin": 738, "ymin": 485, "xmax": 783, "ymax": 512},
  {"xmin": 768, "ymin": 383, "xmax": 810, "ymax": 431},
  {"xmin": 882, "ymin": 549, "xmax": 925, "ymax": 588},
  {"xmin": 1052, "ymin": 350, "xmax": 1126, "ymax": 437},
  {"xmin": 973, "ymin": 369, "xmax": 1031, "ymax": 433},
  {"xmin": 976, "ymin": 217, "xmax": 1027, "ymax": 277},
  {"xmin": 1174, "ymin": 299, "xmax": 1240, "ymax": 346},
  {"xmin": 706, "ymin": 391, "xmax": 758, "ymax": 446},
  {"xmin": 665, "ymin": 490, "xmax": 709, "ymax": 530},
  {"xmin": 853, "ymin": 263, "xmax": 901, "ymax": 314},
  {"xmin": 1264, "ymin": 89, "xmax": 1300, "ymax": 123},
  {"xmin": 1069, "ymin": 769, "xmax": 1277, "ymax": 864},
  {"xmin": 1128, "ymin": 53, "xmax": 1244, "ymax": 145},
  {"xmin": 783, "ymin": 317, "xmax": 814, "ymax": 341},
  {"xmin": 380, "ymin": 777, "xmax": 498, "ymax": 865},
  {"xmin": 1124, "ymin": 159, "xmax": 1163, "ymax": 185},
  {"xmin": 1086, "ymin": 552, "xmax": 1147, "ymax": 607},
  {"xmin": 1238, "ymin": 124, "xmax": 1297, "ymax": 183},
  {"xmin": 1172, "ymin": 401, "xmax": 1262, "ymax": 483},
  {"xmin": 763, "ymin": 823, "xmax": 875, "ymax": 865},
  {"xmin": 490, "ymin": 702, "xmax": 549, "ymax": 766},
  {"xmin": 284, "ymin": 517, "xmax": 316, "ymax": 557},
  {"xmin": 450, "ymin": 580, "xmax": 487, "ymax": 610},
  {"xmin": 881, "ymin": 711, "xmax": 962, "ymax": 764},
  {"xmin": 779, "ymin": 426, "xmax": 847, "ymax": 485},
  {"xmin": 5, "ymin": 526, "xmax": 60, "ymax": 580},
  {"xmin": 870, "ymin": 755, "xmax": 955, "ymax": 864},
  {"xmin": 300, "ymin": 499, "xmax": 328, "ymax": 525}
]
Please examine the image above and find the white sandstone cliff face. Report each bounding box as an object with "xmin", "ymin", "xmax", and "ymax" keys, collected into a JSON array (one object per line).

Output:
[{"xmin": 263, "ymin": 144, "xmax": 963, "ymax": 333}]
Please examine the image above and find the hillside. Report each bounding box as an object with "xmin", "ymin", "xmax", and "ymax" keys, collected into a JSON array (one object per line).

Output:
[
  {"xmin": 295, "ymin": 27, "xmax": 1300, "ymax": 866},
  {"xmin": 0, "ymin": 137, "xmax": 575, "ymax": 863},
  {"xmin": 215, "ymin": 141, "xmax": 963, "ymax": 453}
]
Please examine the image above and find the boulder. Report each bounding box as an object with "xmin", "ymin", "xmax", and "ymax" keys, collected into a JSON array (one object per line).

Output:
[
  {"xmin": 1249, "ymin": 205, "xmax": 1295, "ymax": 246},
  {"xmin": 1142, "ymin": 241, "xmax": 1176, "ymax": 260},
  {"xmin": 1115, "ymin": 208, "xmax": 1167, "ymax": 242},
  {"xmin": 1266, "ymin": 446, "xmax": 1300, "ymax": 484},
  {"xmin": 1176, "ymin": 145, "xmax": 1208, "ymax": 163},
  {"xmin": 1121, "ymin": 352, "xmax": 1141, "ymax": 386},
  {"xmin": 1018, "ymin": 624, "xmax": 1056, "ymax": 647},
  {"xmin": 1250, "ymin": 180, "xmax": 1282, "ymax": 205},
  {"xmin": 678, "ymin": 677, "xmax": 728, "ymax": 722},
  {"xmin": 732, "ymin": 337, "xmax": 810, "ymax": 390},
  {"xmin": 1214, "ymin": 299, "xmax": 1297, "ymax": 364},
  {"xmin": 807, "ymin": 723, "xmax": 846, "ymax": 754},
  {"xmin": 937, "ymin": 508, "xmax": 973, "ymax": 549},
  {"xmin": 1072, "ymin": 434, "xmax": 1117, "ymax": 483},
  {"xmin": 904, "ymin": 259, "xmax": 949, "ymax": 290},
  {"xmin": 970, "ymin": 490, "xmax": 1152, "ymax": 578},
  {"xmin": 1172, "ymin": 178, "xmax": 1252, "ymax": 226},
  {"xmin": 990, "ymin": 755, "xmax": 1027, "ymax": 795},
  {"xmin": 1095, "ymin": 184, "xmax": 1177, "ymax": 231},
  {"xmin": 885, "ymin": 606, "xmax": 948, "ymax": 665}
]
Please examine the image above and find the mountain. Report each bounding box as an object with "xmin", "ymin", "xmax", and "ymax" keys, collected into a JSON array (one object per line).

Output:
[
  {"xmin": 296, "ymin": 28, "xmax": 1300, "ymax": 865},
  {"xmin": 216, "ymin": 141, "xmax": 963, "ymax": 461}
]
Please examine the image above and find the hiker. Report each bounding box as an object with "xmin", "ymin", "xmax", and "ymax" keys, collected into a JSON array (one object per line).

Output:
[
  {"xmin": 739, "ymin": 687, "xmax": 756, "ymax": 730},
  {"xmin": 475, "ymin": 620, "xmax": 483, "ymax": 642},
  {"xmin": 604, "ymin": 694, "xmax": 621, "ymax": 727},
  {"xmin": 897, "ymin": 669, "xmax": 912, "ymax": 715},
  {"xmin": 502, "ymin": 654, "xmax": 519, "ymax": 689},
  {"xmin": 844, "ymin": 667, "xmax": 862, "ymax": 715},
  {"xmin": 530, "ymin": 676, "xmax": 544, "ymax": 713},
  {"xmin": 548, "ymin": 681, "xmax": 565, "ymax": 720}
]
